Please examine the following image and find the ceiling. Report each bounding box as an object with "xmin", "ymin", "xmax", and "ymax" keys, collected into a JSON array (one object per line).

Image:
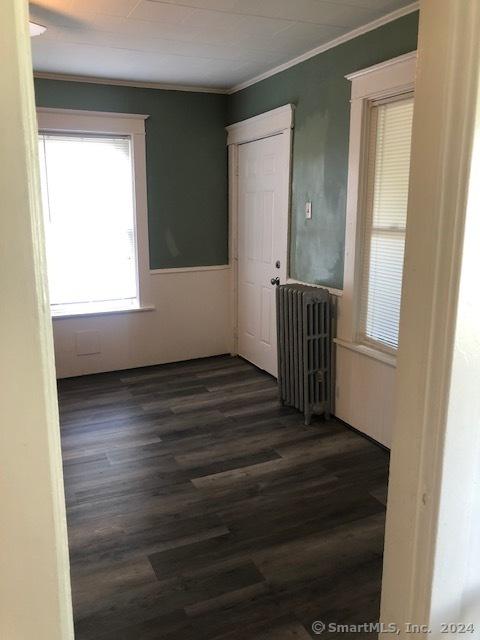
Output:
[{"xmin": 30, "ymin": 0, "xmax": 415, "ymax": 92}]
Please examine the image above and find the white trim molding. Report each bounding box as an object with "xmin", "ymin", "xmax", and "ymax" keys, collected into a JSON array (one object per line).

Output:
[
  {"xmin": 36, "ymin": 107, "xmax": 153, "ymax": 317},
  {"xmin": 381, "ymin": 0, "xmax": 480, "ymax": 635},
  {"xmin": 346, "ymin": 50, "xmax": 416, "ymax": 83},
  {"xmin": 226, "ymin": 104, "xmax": 294, "ymax": 146},
  {"xmin": 34, "ymin": 71, "xmax": 229, "ymax": 95},
  {"xmin": 36, "ymin": 107, "xmax": 149, "ymax": 134},
  {"xmin": 346, "ymin": 50, "xmax": 417, "ymax": 99},
  {"xmin": 286, "ymin": 277, "xmax": 343, "ymax": 298},
  {"xmin": 334, "ymin": 337, "xmax": 396, "ymax": 367},
  {"xmin": 51, "ymin": 304, "xmax": 155, "ymax": 321},
  {"xmin": 1, "ymin": 0, "xmax": 74, "ymax": 635},
  {"xmin": 338, "ymin": 52, "xmax": 416, "ymax": 349},
  {"xmin": 150, "ymin": 264, "xmax": 231, "ymax": 275},
  {"xmin": 227, "ymin": 104, "xmax": 294, "ymax": 356}
]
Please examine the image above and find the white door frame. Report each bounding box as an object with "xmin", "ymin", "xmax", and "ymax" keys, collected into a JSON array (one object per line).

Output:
[
  {"xmin": 226, "ymin": 104, "xmax": 294, "ymax": 356},
  {"xmin": 0, "ymin": 1, "xmax": 73, "ymax": 638},
  {"xmin": 381, "ymin": 0, "xmax": 480, "ymax": 635}
]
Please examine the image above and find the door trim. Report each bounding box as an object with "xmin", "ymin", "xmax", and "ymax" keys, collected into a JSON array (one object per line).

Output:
[
  {"xmin": 381, "ymin": 0, "xmax": 480, "ymax": 634},
  {"xmin": 226, "ymin": 104, "xmax": 294, "ymax": 356},
  {"xmin": 1, "ymin": 0, "xmax": 74, "ymax": 637},
  {"xmin": 226, "ymin": 104, "xmax": 294, "ymax": 145}
]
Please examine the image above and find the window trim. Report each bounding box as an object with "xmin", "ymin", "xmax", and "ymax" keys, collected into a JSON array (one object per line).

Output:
[
  {"xmin": 36, "ymin": 108, "xmax": 153, "ymax": 318},
  {"xmin": 337, "ymin": 51, "xmax": 416, "ymax": 365}
]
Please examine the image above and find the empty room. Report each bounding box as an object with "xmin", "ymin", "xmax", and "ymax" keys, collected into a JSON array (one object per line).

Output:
[{"xmin": 3, "ymin": 1, "xmax": 480, "ymax": 639}]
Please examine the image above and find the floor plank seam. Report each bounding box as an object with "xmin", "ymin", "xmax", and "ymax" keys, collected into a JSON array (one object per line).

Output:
[{"xmin": 57, "ymin": 355, "xmax": 388, "ymax": 639}]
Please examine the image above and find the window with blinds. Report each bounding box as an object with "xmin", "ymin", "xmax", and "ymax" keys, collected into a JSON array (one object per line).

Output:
[
  {"xmin": 358, "ymin": 95, "xmax": 414, "ymax": 352},
  {"xmin": 38, "ymin": 133, "xmax": 138, "ymax": 315}
]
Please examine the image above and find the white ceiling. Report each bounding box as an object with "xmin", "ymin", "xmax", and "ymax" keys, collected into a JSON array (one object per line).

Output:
[{"xmin": 30, "ymin": 0, "xmax": 415, "ymax": 92}]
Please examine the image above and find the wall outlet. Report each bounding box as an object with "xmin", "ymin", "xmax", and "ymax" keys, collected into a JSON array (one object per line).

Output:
[{"xmin": 305, "ymin": 201, "xmax": 312, "ymax": 219}]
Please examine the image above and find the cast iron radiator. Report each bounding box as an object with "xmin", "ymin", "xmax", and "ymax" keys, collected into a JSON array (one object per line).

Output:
[{"xmin": 276, "ymin": 283, "xmax": 331, "ymax": 425}]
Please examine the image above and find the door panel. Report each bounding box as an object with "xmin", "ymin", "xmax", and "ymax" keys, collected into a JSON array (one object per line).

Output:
[{"xmin": 237, "ymin": 134, "xmax": 289, "ymax": 377}]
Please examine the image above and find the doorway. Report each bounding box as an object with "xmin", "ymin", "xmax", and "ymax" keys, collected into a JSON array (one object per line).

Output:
[{"xmin": 227, "ymin": 105, "xmax": 293, "ymax": 377}]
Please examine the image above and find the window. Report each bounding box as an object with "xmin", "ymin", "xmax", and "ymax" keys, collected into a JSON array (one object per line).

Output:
[
  {"xmin": 358, "ymin": 95, "xmax": 414, "ymax": 351},
  {"xmin": 338, "ymin": 52, "xmax": 416, "ymax": 365},
  {"xmin": 36, "ymin": 109, "xmax": 151, "ymax": 318}
]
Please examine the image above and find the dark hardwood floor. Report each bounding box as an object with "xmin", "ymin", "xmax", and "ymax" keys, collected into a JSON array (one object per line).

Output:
[{"xmin": 58, "ymin": 355, "xmax": 389, "ymax": 640}]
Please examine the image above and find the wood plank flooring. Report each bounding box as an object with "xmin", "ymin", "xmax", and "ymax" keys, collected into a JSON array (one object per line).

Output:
[{"xmin": 58, "ymin": 355, "xmax": 389, "ymax": 640}]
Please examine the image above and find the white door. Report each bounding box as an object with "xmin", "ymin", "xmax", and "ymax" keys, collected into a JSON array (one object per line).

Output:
[{"xmin": 237, "ymin": 133, "xmax": 289, "ymax": 377}]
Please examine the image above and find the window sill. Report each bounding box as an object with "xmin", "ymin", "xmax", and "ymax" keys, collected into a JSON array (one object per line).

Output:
[
  {"xmin": 334, "ymin": 338, "xmax": 397, "ymax": 367},
  {"xmin": 286, "ymin": 277, "xmax": 343, "ymax": 297},
  {"xmin": 51, "ymin": 304, "xmax": 155, "ymax": 320}
]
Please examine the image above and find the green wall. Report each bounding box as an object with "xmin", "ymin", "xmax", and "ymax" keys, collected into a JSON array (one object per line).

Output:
[
  {"xmin": 227, "ymin": 12, "xmax": 419, "ymax": 289},
  {"xmin": 34, "ymin": 79, "xmax": 229, "ymax": 269},
  {"xmin": 34, "ymin": 12, "xmax": 418, "ymax": 281}
]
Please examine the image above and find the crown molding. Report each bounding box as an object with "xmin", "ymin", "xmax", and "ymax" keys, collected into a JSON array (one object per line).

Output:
[
  {"xmin": 227, "ymin": 1, "xmax": 419, "ymax": 94},
  {"xmin": 33, "ymin": 2, "xmax": 419, "ymax": 97},
  {"xmin": 33, "ymin": 71, "xmax": 229, "ymax": 95}
]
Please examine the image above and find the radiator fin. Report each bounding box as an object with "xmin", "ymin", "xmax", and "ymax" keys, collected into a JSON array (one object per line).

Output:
[{"xmin": 276, "ymin": 284, "xmax": 331, "ymax": 425}]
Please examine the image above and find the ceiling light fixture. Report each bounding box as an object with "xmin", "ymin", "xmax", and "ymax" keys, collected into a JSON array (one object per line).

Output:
[{"xmin": 29, "ymin": 21, "xmax": 47, "ymax": 37}]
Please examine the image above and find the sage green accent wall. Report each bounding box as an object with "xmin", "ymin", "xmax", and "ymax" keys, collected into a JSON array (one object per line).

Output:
[
  {"xmin": 34, "ymin": 12, "xmax": 418, "ymax": 280},
  {"xmin": 34, "ymin": 79, "xmax": 228, "ymax": 269},
  {"xmin": 227, "ymin": 12, "xmax": 419, "ymax": 289}
]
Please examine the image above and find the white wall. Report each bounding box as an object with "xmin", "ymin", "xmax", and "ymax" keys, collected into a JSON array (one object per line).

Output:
[
  {"xmin": 335, "ymin": 340, "xmax": 395, "ymax": 447},
  {"xmin": 0, "ymin": 1, "xmax": 73, "ymax": 637},
  {"xmin": 53, "ymin": 266, "xmax": 233, "ymax": 378}
]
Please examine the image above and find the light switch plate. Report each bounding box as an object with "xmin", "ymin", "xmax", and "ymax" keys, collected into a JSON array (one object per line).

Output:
[{"xmin": 305, "ymin": 202, "xmax": 312, "ymax": 219}]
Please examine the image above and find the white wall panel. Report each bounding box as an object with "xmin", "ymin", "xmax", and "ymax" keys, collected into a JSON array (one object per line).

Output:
[
  {"xmin": 52, "ymin": 267, "xmax": 233, "ymax": 378},
  {"xmin": 335, "ymin": 339, "xmax": 396, "ymax": 448}
]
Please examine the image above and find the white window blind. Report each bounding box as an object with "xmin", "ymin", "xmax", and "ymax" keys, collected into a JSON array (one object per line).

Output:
[
  {"xmin": 358, "ymin": 95, "xmax": 414, "ymax": 351},
  {"xmin": 38, "ymin": 133, "xmax": 138, "ymax": 315}
]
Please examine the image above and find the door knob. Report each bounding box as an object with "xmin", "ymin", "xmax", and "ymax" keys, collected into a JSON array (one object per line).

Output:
[{"xmin": 270, "ymin": 277, "xmax": 280, "ymax": 286}]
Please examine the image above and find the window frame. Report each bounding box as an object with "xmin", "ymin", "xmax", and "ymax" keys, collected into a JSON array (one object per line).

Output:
[
  {"xmin": 336, "ymin": 52, "xmax": 416, "ymax": 366},
  {"xmin": 357, "ymin": 92, "xmax": 414, "ymax": 354},
  {"xmin": 36, "ymin": 108, "xmax": 153, "ymax": 319}
]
